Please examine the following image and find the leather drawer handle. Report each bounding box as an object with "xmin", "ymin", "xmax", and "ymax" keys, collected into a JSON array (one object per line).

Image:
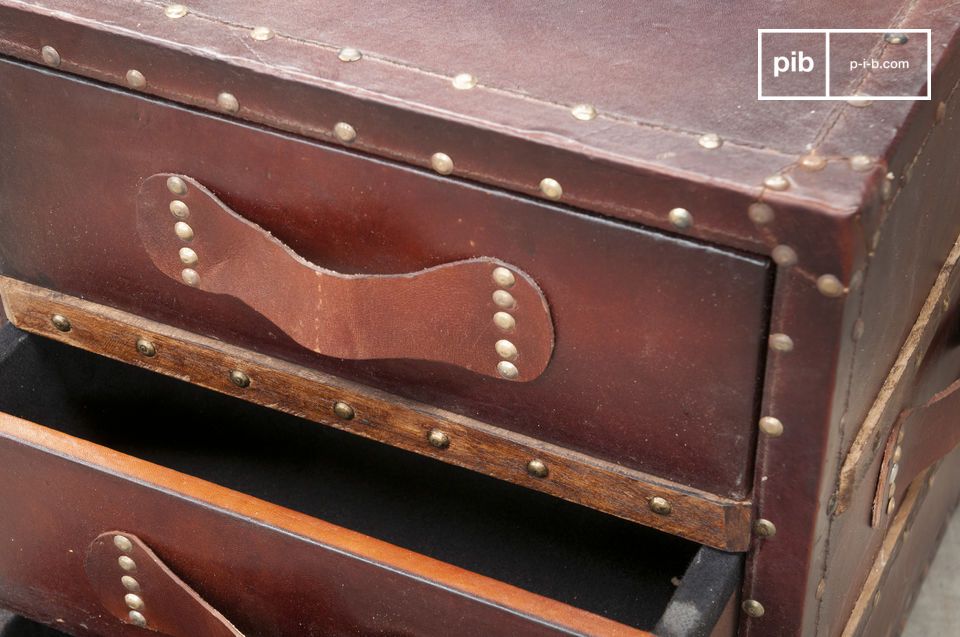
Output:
[{"xmin": 137, "ymin": 174, "xmax": 554, "ymax": 381}]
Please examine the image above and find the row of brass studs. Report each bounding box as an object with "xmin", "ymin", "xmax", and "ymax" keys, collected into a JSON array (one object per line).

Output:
[
  {"xmin": 490, "ymin": 266, "xmax": 520, "ymax": 380},
  {"xmin": 166, "ymin": 177, "xmax": 201, "ymax": 286},
  {"xmin": 113, "ymin": 535, "xmax": 147, "ymax": 627}
]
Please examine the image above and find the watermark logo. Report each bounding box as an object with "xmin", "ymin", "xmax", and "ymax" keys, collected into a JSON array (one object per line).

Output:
[{"xmin": 758, "ymin": 29, "xmax": 931, "ymax": 100}]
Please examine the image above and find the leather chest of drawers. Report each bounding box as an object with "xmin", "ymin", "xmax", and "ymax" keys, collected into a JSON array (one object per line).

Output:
[{"xmin": 1, "ymin": 1, "xmax": 960, "ymax": 636}]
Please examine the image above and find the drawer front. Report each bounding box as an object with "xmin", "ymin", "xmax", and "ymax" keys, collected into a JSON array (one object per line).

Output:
[{"xmin": 0, "ymin": 58, "xmax": 772, "ymax": 499}]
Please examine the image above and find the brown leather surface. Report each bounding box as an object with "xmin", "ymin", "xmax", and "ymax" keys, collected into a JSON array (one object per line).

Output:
[
  {"xmin": 138, "ymin": 173, "xmax": 554, "ymax": 381},
  {"xmin": 84, "ymin": 532, "xmax": 243, "ymax": 636},
  {"xmin": 0, "ymin": 58, "xmax": 772, "ymax": 499}
]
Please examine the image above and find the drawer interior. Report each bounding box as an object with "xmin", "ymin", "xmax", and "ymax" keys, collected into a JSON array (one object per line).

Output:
[{"xmin": 0, "ymin": 326, "xmax": 740, "ymax": 633}]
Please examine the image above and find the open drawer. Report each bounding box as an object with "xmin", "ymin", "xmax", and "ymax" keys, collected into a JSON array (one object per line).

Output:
[{"xmin": 0, "ymin": 324, "xmax": 741, "ymax": 637}]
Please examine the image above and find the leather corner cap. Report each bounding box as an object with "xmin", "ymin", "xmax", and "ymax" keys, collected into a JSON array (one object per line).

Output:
[{"xmin": 84, "ymin": 531, "xmax": 244, "ymax": 636}]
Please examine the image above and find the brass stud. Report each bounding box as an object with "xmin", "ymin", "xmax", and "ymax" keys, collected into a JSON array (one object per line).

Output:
[
  {"xmin": 526, "ymin": 459, "xmax": 548, "ymax": 478},
  {"xmin": 174, "ymin": 221, "xmax": 194, "ymax": 241},
  {"xmin": 889, "ymin": 463, "xmax": 899, "ymax": 484},
  {"xmin": 886, "ymin": 496, "xmax": 896, "ymax": 515},
  {"xmin": 768, "ymin": 333, "xmax": 794, "ymax": 352},
  {"xmin": 333, "ymin": 122, "xmax": 357, "ymax": 143},
  {"xmin": 337, "ymin": 47, "xmax": 362, "ymax": 62},
  {"xmin": 892, "ymin": 445, "xmax": 902, "ymax": 463},
  {"xmin": 136, "ymin": 339, "xmax": 157, "ymax": 357},
  {"xmin": 125, "ymin": 70, "xmax": 146, "ymax": 89},
  {"xmin": 847, "ymin": 96, "xmax": 873, "ymax": 108},
  {"xmin": 497, "ymin": 360, "xmax": 519, "ymax": 380},
  {"xmin": 493, "ymin": 311, "xmax": 516, "ymax": 332},
  {"xmin": 427, "ymin": 429, "xmax": 450, "ymax": 449},
  {"xmin": 754, "ymin": 519, "xmax": 777, "ymax": 538},
  {"xmin": 229, "ymin": 370, "xmax": 250, "ymax": 388},
  {"xmin": 491, "ymin": 267, "xmax": 516, "ymax": 288},
  {"xmin": 113, "ymin": 535, "xmax": 133, "ymax": 552},
  {"xmin": 571, "ymin": 103, "xmax": 598, "ymax": 121},
  {"xmin": 492, "ymin": 290, "xmax": 516, "ymax": 310},
  {"xmin": 166, "ymin": 176, "xmax": 187, "ymax": 196},
  {"xmin": 179, "ymin": 247, "xmax": 198, "ymax": 266},
  {"xmin": 649, "ymin": 496, "xmax": 672, "ymax": 515},
  {"xmin": 121, "ymin": 576, "xmax": 140, "ymax": 593},
  {"xmin": 884, "ymin": 33, "xmax": 909, "ymax": 45},
  {"xmin": 169, "ymin": 200, "xmax": 189, "ymax": 219},
  {"xmin": 333, "ymin": 401, "xmax": 354, "ymax": 420},
  {"xmin": 128, "ymin": 611, "xmax": 147, "ymax": 628},
  {"xmin": 698, "ymin": 133, "xmax": 722, "ymax": 150},
  {"xmin": 40, "ymin": 45, "xmax": 61, "ymax": 67},
  {"xmin": 539, "ymin": 178, "xmax": 562, "ymax": 200},
  {"xmin": 742, "ymin": 599, "xmax": 765, "ymax": 618},
  {"xmin": 772, "ymin": 245, "xmax": 797, "ymax": 267},
  {"xmin": 759, "ymin": 416, "xmax": 784, "ymax": 437},
  {"xmin": 668, "ymin": 207, "xmax": 693, "ymax": 229},
  {"xmin": 748, "ymin": 202, "xmax": 775, "ymax": 224},
  {"xmin": 181, "ymin": 268, "xmax": 200, "ymax": 287},
  {"xmin": 250, "ymin": 26, "xmax": 275, "ymax": 41},
  {"xmin": 217, "ymin": 92, "xmax": 239, "ymax": 113},
  {"xmin": 451, "ymin": 73, "xmax": 477, "ymax": 90},
  {"xmin": 51, "ymin": 314, "xmax": 71, "ymax": 332},
  {"xmin": 799, "ymin": 153, "xmax": 826, "ymax": 171},
  {"xmin": 849, "ymin": 155, "xmax": 874, "ymax": 172},
  {"xmin": 163, "ymin": 4, "xmax": 188, "ymax": 18},
  {"xmin": 764, "ymin": 174, "xmax": 790, "ymax": 191},
  {"xmin": 495, "ymin": 339, "xmax": 518, "ymax": 361},
  {"xmin": 816, "ymin": 274, "xmax": 845, "ymax": 297},
  {"xmin": 430, "ymin": 152, "xmax": 454, "ymax": 175},
  {"xmin": 118, "ymin": 556, "xmax": 137, "ymax": 572},
  {"xmin": 124, "ymin": 594, "xmax": 145, "ymax": 611}
]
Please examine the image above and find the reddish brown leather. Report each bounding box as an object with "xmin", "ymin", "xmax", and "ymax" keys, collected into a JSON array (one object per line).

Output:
[
  {"xmin": 85, "ymin": 531, "xmax": 243, "ymax": 636},
  {"xmin": 138, "ymin": 173, "xmax": 554, "ymax": 382}
]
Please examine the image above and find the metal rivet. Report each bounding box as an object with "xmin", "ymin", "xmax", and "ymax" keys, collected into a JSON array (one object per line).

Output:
[
  {"xmin": 884, "ymin": 32, "xmax": 909, "ymax": 45},
  {"xmin": 849, "ymin": 155, "xmax": 874, "ymax": 172},
  {"xmin": 113, "ymin": 535, "xmax": 133, "ymax": 552},
  {"xmin": 759, "ymin": 416, "xmax": 784, "ymax": 437},
  {"xmin": 229, "ymin": 370, "xmax": 250, "ymax": 388},
  {"xmin": 430, "ymin": 152, "xmax": 454, "ymax": 175},
  {"xmin": 179, "ymin": 247, "xmax": 198, "ymax": 266},
  {"xmin": 333, "ymin": 401, "xmax": 354, "ymax": 420},
  {"xmin": 764, "ymin": 174, "xmax": 790, "ymax": 191},
  {"xmin": 181, "ymin": 269, "xmax": 200, "ymax": 287},
  {"xmin": 40, "ymin": 45, "xmax": 61, "ymax": 67},
  {"xmin": 125, "ymin": 69, "xmax": 146, "ymax": 89},
  {"xmin": 118, "ymin": 556, "xmax": 137, "ymax": 572},
  {"xmin": 768, "ymin": 333, "xmax": 794, "ymax": 352},
  {"xmin": 649, "ymin": 496, "xmax": 672, "ymax": 515},
  {"xmin": 217, "ymin": 92, "xmax": 239, "ymax": 113},
  {"xmin": 492, "ymin": 267, "xmax": 516, "ymax": 289},
  {"xmin": 571, "ymin": 103, "xmax": 598, "ymax": 121},
  {"xmin": 538, "ymin": 177, "xmax": 562, "ymax": 200},
  {"xmin": 816, "ymin": 579, "xmax": 826, "ymax": 600},
  {"xmin": 817, "ymin": 274, "xmax": 845, "ymax": 297},
  {"xmin": 668, "ymin": 207, "xmax": 693, "ymax": 229},
  {"xmin": 136, "ymin": 339, "xmax": 157, "ymax": 357},
  {"xmin": 169, "ymin": 200, "xmax": 189, "ymax": 219},
  {"xmin": 427, "ymin": 429, "xmax": 450, "ymax": 449},
  {"xmin": 337, "ymin": 47, "xmax": 362, "ymax": 62},
  {"xmin": 128, "ymin": 611, "xmax": 147, "ymax": 628},
  {"xmin": 847, "ymin": 96, "xmax": 873, "ymax": 108},
  {"xmin": 451, "ymin": 73, "xmax": 477, "ymax": 90},
  {"xmin": 799, "ymin": 153, "xmax": 827, "ymax": 171},
  {"xmin": 497, "ymin": 360, "xmax": 519, "ymax": 380},
  {"xmin": 125, "ymin": 594, "xmax": 144, "ymax": 611},
  {"xmin": 748, "ymin": 202, "xmax": 775, "ymax": 225},
  {"xmin": 889, "ymin": 463, "xmax": 899, "ymax": 484},
  {"xmin": 51, "ymin": 314, "xmax": 71, "ymax": 332},
  {"xmin": 772, "ymin": 245, "xmax": 798, "ymax": 267},
  {"xmin": 492, "ymin": 290, "xmax": 516, "ymax": 310},
  {"xmin": 333, "ymin": 122, "xmax": 357, "ymax": 143},
  {"xmin": 893, "ymin": 445, "xmax": 902, "ymax": 463},
  {"xmin": 495, "ymin": 339, "xmax": 518, "ymax": 361},
  {"xmin": 121, "ymin": 576, "xmax": 140, "ymax": 593},
  {"xmin": 754, "ymin": 519, "xmax": 777, "ymax": 538},
  {"xmin": 174, "ymin": 221, "xmax": 194, "ymax": 241},
  {"xmin": 250, "ymin": 26, "xmax": 274, "ymax": 41},
  {"xmin": 526, "ymin": 459, "xmax": 548, "ymax": 478},
  {"xmin": 742, "ymin": 599, "xmax": 765, "ymax": 618},
  {"xmin": 936, "ymin": 101, "xmax": 947, "ymax": 124},
  {"xmin": 887, "ymin": 496, "xmax": 896, "ymax": 515},
  {"xmin": 698, "ymin": 133, "xmax": 722, "ymax": 150},
  {"xmin": 166, "ymin": 176, "xmax": 187, "ymax": 196},
  {"xmin": 493, "ymin": 311, "xmax": 516, "ymax": 332},
  {"xmin": 882, "ymin": 171, "xmax": 896, "ymax": 201},
  {"xmin": 163, "ymin": 4, "xmax": 188, "ymax": 18}
]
